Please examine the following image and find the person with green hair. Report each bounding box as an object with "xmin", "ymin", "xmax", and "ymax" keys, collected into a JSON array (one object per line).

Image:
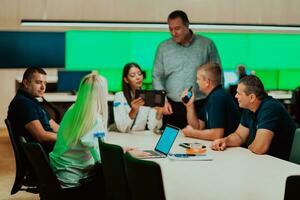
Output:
[{"xmin": 49, "ymin": 72, "xmax": 107, "ymax": 197}]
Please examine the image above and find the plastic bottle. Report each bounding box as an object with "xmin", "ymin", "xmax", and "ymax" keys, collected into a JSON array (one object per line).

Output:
[{"xmin": 94, "ymin": 131, "xmax": 105, "ymax": 142}]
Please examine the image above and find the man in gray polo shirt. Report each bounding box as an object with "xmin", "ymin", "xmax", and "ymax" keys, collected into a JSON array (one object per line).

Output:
[{"xmin": 152, "ymin": 10, "xmax": 221, "ymax": 129}]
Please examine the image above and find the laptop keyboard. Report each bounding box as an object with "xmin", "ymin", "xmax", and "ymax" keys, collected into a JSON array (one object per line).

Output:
[{"xmin": 144, "ymin": 150, "xmax": 162, "ymax": 156}]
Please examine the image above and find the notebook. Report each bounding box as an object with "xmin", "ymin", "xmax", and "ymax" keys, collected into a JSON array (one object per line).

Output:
[{"xmin": 135, "ymin": 124, "xmax": 180, "ymax": 159}]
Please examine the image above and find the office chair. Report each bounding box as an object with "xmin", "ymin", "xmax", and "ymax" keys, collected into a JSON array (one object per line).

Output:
[
  {"xmin": 123, "ymin": 152, "xmax": 166, "ymax": 200},
  {"xmin": 41, "ymin": 97, "xmax": 62, "ymax": 123},
  {"xmin": 98, "ymin": 139, "xmax": 130, "ymax": 200},
  {"xmin": 291, "ymin": 87, "xmax": 300, "ymax": 127},
  {"xmin": 18, "ymin": 136, "xmax": 66, "ymax": 200},
  {"xmin": 289, "ymin": 128, "xmax": 300, "ymax": 165},
  {"xmin": 107, "ymin": 101, "xmax": 115, "ymax": 126},
  {"xmin": 4, "ymin": 119, "xmax": 37, "ymax": 195},
  {"xmin": 19, "ymin": 136, "xmax": 105, "ymax": 200},
  {"xmin": 284, "ymin": 175, "xmax": 300, "ymax": 200}
]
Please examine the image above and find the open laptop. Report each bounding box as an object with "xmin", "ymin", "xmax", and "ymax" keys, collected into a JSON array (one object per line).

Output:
[{"xmin": 135, "ymin": 124, "xmax": 180, "ymax": 159}]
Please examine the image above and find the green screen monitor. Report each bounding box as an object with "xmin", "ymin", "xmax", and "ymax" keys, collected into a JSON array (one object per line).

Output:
[
  {"xmin": 278, "ymin": 70, "xmax": 300, "ymax": 90},
  {"xmin": 255, "ymin": 70, "xmax": 279, "ymax": 90},
  {"xmin": 65, "ymin": 30, "xmax": 300, "ymax": 92}
]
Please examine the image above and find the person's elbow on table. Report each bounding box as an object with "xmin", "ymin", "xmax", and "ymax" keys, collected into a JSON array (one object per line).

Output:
[{"xmin": 248, "ymin": 144, "xmax": 268, "ymax": 155}]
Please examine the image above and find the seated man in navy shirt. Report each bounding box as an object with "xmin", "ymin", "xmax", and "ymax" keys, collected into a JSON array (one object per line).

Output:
[
  {"xmin": 7, "ymin": 67, "xmax": 59, "ymax": 153},
  {"xmin": 182, "ymin": 62, "xmax": 240, "ymax": 140},
  {"xmin": 211, "ymin": 75, "xmax": 296, "ymax": 160}
]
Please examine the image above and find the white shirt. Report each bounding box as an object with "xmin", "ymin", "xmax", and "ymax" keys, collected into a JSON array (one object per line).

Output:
[
  {"xmin": 113, "ymin": 91, "xmax": 162, "ymax": 132},
  {"xmin": 50, "ymin": 115, "xmax": 105, "ymax": 188}
]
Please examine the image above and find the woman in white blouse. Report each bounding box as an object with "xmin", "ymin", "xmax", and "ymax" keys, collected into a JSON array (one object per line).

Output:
[{"xmin": 113, "ymin": 63, "xmax": 163, "ymax": 133}]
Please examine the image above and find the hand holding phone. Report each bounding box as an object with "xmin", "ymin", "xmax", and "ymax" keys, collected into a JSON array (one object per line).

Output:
[{"xmin": 182, "ymin": 86, "xmax": 193, "ymax": 104}]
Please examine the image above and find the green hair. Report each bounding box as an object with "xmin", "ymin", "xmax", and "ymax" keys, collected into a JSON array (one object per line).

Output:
[{"xmin": 58, "ymin": 72, "xmax": 108, "ymax": 146}]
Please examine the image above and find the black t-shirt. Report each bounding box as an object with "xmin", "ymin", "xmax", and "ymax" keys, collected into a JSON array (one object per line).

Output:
[
  {"xmin": 198, "ymin": 85, "xmax": 240, "ymax": 137},
  {"xmin": 7, "ymin": 89, "xmax": 53, "ymax": 152},
  {"xmin": 241, "ymin": 96, "xmax": 296, "ymax": 160}
]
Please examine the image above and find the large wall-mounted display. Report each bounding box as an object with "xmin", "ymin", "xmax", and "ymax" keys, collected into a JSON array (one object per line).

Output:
[
  {"xmin": 0, "ymin": 31, "xmax": 65, "ymax": 68},
  {"xmin": 1, "ymin": 31, "xmax": 299, "ymax": 91},
  {"xmin": 65, "ymin": 30, "xmax": 300, "ymax": 91}
]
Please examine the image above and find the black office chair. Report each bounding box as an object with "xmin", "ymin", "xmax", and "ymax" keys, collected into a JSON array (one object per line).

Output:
[
  {"xmin": 40, "ymin": 97, "xmax": 62, "ymax": 123},
  {"xmin": 289, "ymin": 128, "xmax": 300, "ymax": 165},
  {"xmin": 98, "ymin": 139, "xmax": 130, "ymax": 200},
  {"xmin": 291, "ymin": 87, "xmax": 300, "ymax": 127},
  {"xmin": 19, "ymin": 136, "xmax": 105, "ymax": 200},
  {"xmin": 284, "ymin": 175, "xmax": 300, "ymax": 200},
  {"xmin": 18, "ymin": 136, "xmax": 66, "ymax": 200},
  {"xmin": 123, "ymin": 152, "xmax": 166, "ymax": 200},
  {"xmin": 107, "ymin": 101, "xmax": 115, "ymax": 126},
  {"xmin": 4, "ymin": 118, "xmax": 37, "ymax": 195},
  {"xmin": 19, "ymin": 136, "xmax": 99, "ymax": 200}
]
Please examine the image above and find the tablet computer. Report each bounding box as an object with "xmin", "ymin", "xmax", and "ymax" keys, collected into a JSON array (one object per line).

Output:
[{"xmin": 135, "ymin": 90, "xmax": 166, "ymax": 107}]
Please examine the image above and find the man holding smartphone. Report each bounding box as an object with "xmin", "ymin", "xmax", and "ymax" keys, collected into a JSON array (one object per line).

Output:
[
  {"xmin": 182, "ymin": 63, "xmax": 240, "ymax": 140},
  {"xmin": 152, "ymin": 10, "xmax": 221, "ymax": 129}
]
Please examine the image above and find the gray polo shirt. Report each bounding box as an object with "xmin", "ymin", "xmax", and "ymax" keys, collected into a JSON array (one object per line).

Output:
[{"xmin": 152, "ymin": 33, "xmax": 221, "ymax": 102}]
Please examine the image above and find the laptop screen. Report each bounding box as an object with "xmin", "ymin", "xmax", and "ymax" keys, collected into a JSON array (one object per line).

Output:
[{"xmin": 154, "ymin": 125, "xmax": 179, "ymax": 155}]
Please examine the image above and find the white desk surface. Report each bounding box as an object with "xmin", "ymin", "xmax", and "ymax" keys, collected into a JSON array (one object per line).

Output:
[
  {"xmin": 268, "ymin": 90, "xmax": 292, "ymax": 100},
  {"xmin": 106, "ymin": 131, "xmax": 300, "ymax": 200},
  {"xmin": 42, "ymin": 93, "xmax": 114, "ymax": 102},
  {"xmin": 16, "ymin": 75, "xmax": 58, "ymax": 83}
]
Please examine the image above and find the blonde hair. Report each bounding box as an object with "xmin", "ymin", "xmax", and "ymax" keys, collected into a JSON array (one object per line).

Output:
[{"xmin": 58, "ymin": 72, "xmax": 108, "ymax": 146}]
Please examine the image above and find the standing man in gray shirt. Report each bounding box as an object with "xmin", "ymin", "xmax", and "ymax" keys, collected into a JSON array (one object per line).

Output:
[{"xmin": 152, "ymin": 10, "xmax": 221, "ymax": 129}]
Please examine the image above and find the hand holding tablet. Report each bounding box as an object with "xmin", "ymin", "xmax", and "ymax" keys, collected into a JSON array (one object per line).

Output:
[{"xmin": 135, "ymin": 89, "xmax": 166, "ymax": 107}]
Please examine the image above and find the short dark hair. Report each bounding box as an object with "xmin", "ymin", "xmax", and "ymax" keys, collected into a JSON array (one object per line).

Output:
[
  {"xmin": 198, "ymin": 62, "xmax": 222, "ymax": 86},
  {"xmin": 239, "ymin": 75, "xmax": 267, "ymax": 100},
  {"xmin": 168, "ymin": 10, "xmax": 189, "ymax": 27},
  {"xmin": 22, "ymin": 67, "xmax": 47, "ymax": 85},
  {"xmin": 237, "ymin": 64, "xmax": 246, "ymax": 75}
]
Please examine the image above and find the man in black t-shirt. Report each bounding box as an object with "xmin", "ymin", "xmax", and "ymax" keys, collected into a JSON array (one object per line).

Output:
[
  {"xmin": 181, "ymin": 63, "xmax": 240, "ymax": 140},
  {"xmin": 7, "ymin": 67, "xmax": 59, "ymax": 153},
  {"xmin": 211, "ymin": 75, "xmax": 296, "ymax": 160}
]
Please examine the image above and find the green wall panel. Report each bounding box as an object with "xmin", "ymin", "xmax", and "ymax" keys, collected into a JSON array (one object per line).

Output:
[
  {"xmin": 278, "ymin": 70, "xmax": 300, "ymax": 90},
  {"xmin": 66, "ymin": 30, "xmax": 300, "ymax": 91}
]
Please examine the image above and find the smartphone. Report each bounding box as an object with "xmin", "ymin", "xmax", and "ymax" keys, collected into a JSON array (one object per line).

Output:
[
  {"xmin": 182, "ymin": 86, "xmax": 193, "ymax": 103},
  {"xmin": 179, "ymin": 143, "xmax": 192, "ymax": 149},
  {"xmin": 179, "ymin": 142, "xmax": 206, "ymax": 149}
]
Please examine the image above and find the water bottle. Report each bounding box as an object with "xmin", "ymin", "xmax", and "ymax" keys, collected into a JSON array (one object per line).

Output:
[{"xmin": 94, "ymin": 131, "xmax": 105, "ymax": 142}]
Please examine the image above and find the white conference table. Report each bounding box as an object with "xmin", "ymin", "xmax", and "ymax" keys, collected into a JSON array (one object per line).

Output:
[
  {"xmin": 106, "ymin": 131, "xmax": 300, "ymax": 200},
  {"xmin": 42, "ymin": 92, "xmax": 115, "ymax": 102},
  {"xmin": 268, "ymin": 90, "xmax": 292, "ymax": 100}
]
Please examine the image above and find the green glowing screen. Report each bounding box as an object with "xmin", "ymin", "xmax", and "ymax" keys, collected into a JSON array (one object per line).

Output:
[{"xmin": 66, "ymin": 30, "xmax": 300, "ymax": 91}]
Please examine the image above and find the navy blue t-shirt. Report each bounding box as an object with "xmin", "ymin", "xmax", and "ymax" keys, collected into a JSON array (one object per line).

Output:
[
  {"xmin": 7, "ymin": 89, "xmax": 53, "ymax": 151},
  {"xmin": 241, "ymin": 96, "xmax": 296, "ymax": 160},
  {"xmin": 198, "ymin": 85, "xmax": 240, "ymax": 137}
]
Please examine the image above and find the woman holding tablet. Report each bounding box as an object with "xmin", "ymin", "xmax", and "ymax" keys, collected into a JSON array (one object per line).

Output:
[{"xmin": 113, "ymin": 62, "xmax": 163, "ymax": 133}]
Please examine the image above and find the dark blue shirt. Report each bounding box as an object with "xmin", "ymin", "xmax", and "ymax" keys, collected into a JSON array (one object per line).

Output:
[
  {"xmin": 7, "ymin": 89, "xmax": 53, "ymax": 151},
  {"xmin": 198, "ymin": 85, "xmax": 240, "ymax": 137},
  {"xmin": 241, "ymin": 96, "xmax": 296, "ymax": 160}
]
